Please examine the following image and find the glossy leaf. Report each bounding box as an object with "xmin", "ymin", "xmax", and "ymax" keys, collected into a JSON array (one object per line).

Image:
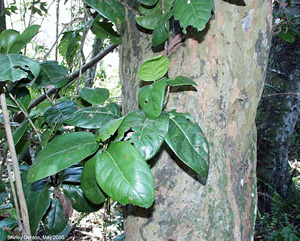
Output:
[
  {"xmin": 27, "ymin": 132, "xmax": 98, "ymax": 183},
  {"xmin": 152, "ymin": 10, "xmax": 173, "ymax": 46},
  {"xmin": 21, "ymin": 171, "xmax": 51, "ymax": 235},
  {"xmin": 0, "ymin": 219, "xmax": 18, "ymax": 240},
  {"xmin": 138, "ymin": 55, "xmax": 169, "ymax": 81},
  {"xmin": 79, "ymin": 87, "xmax": 109, "ymax": 106},
  {"xmin": 97, "ymin": 117, "xmax": 124, "ymax": 142},
  {"xmin": 173, "ymin": 0, "xmax": 214, "ymax": 33},
  {"xmin": 138, "ymin": 78, "xmax": 167, "ymax": 119},
  {"xmin": 0, "ymin": 54, "xmax": 40, "ymax": 82},
  {"xmin": 116, "ymin": 110, "xmax": 169, "ymax": 160},
  {"xmin": 63, "ymin": 184, "xmax": 103, "ymax": 213},
  {"xmin": 91, "ymin": 21, "xmax": 122, "ymax": 45},
  {"xmin": 95, "ymin": 142, "xmax": 155, "ymax": 208},
  {"xmin": 43, "ymin": 198, "xmax": 68, "ymax": 235},
  {"xmin": 35, "ymin": 61, "xmax": 68, "ymax": 88},
  {"xmin": 137, "ymin": 0, "xmax": 158, "ymax": 6},
  {"xmin": 43, "ymin": 100, "xmax": 78, "ymax": 128},
  {"xmin": 84, "ymin": 0, "xmax": 125, "ymax": 25},
  {"xmin": 167, "ymin": 76, "xmax": 197, "ymax": 86},
  {"xmin": 64, "ymin": 105, "xmax": 120, "ymax": 129},
  {"xmin": 9, "ymin": 25, "xmax": 40, "ymax": 54},
  {"xmin": 165, "ymin": 111, "xmax": 209, "ymax": 179},
  {"xmin": 0, "ymin": 29, "xmax": 19, "ymax": 53},
  {"xmin": 81, "ymin": 153, "xmax": 107, "ymax": 204},
  {"xmin": 15, "ymin": 87, "xmax": 31, "ymax": 110}
]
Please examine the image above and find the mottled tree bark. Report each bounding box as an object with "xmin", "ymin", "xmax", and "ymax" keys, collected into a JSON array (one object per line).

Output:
[
  {"xmin": 120, "ymin": 1, "xmax": 272, "ymax": 240},
  {"xmin": 257, "ymin": 0, "xmax": 300, "ymax": 205}
]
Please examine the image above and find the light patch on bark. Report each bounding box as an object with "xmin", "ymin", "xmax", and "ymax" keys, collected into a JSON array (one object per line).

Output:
[{"xmin": 242, "ymin": 9, "xmax": 254, "ymax": 34}]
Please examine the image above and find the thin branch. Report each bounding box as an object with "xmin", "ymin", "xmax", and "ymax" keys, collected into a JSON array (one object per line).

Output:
[
  {"xmin": 262, "ymin": 92, "xmax": 300, "ymax": 98},
  {"xmin": 0, "ymin": 83, "xmax": 31, "ymax": 238},
  {"xmin": 28, "ymin": 44, "xmax": 118, "ymax": 110}
]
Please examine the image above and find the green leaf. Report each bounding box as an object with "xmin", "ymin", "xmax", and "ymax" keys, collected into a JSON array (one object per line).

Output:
[
  {"xmin": 277, "ymin": 29, "xmax": 296, "ymax": 43},
  {"xmin": 91, "ymin": 21, "xmax": 122, "ymax": 45},
  {"xmin": 97, "ymin": 117, "xmax": 124, "ymax": 142},
  {"xmin": 9, "ymin": 25, "xmax": 40, "ymax": 54},
  {"xmin": 152, "ymin": 10, "xmax": 173, "ymax": 46},
  {"xmin": 0, "ymin": 219, "xmax": 18, "ymax": 240},
  {"xmin": 21, "ymin": 171, "xmax": 51, "ymax": 235},
  {"xmin": 79, "ymin": 87, "xmax": 110, "ymax": 106},
  {"xmin": 81, "ymin": 153, "xmax": 107, "ymax": 205},
  {"xmin": 165, "ymin": 111, "xmax": 209, "ymax": 179},
  {"xmin": 138, "ymin": 78, "xmax": 167, "ymax": 119},
  {"xmin": 60, "ymin": 165, "xmax": 83, "ymax": 184},
  {"xmin": 63, "ymin": 184, "xmax": 103, "ymax": 212},
  {"xmin": 64, "ymin": 105, "xmax": 120, "ymax": 129},
  {"xmin": 167, "ymin": 76, "xmax": 197, "ymax": 86},
  {"xmin": 137, "ymin": 0, "xmax": 158, "ymax": 6},
  {"xmin": 95, "ymin": 142, "xmax": 155, "ymax": 208},
  {"xmin": 138, "ymin": 55, "xmax": 169, "ymax": 81},
  {"xmin": 0, "ymin": 29, "xmax": 19, "ymax": 53},
  {"xmin": 15, "ymin": 87, "xmax": 31, "ymax": 110},
  {"xmin": 0, "ymin": 54, "xmax": 40, "ymax": 82},
  {"xmin": 173, "ymin": 0, "xmax": 214, "ymax": 33},
  {"xmin": 116, "ymin": 110, "xmax": 169, "ymax": 160},
  {"xmin": 43, "ymin": 100, "xmax": 78, "ymax": 128},
  {"xmin": 43, "ymin": 198, "xmax": 68, "ymax": 235},
  {"xmin": 84, "ymin": 0, "xmax": 125, "ymax": 25},
  {"xmin": 35, "ymin": 61, "xmax": 68, "ymax": 88},
  {"xmin": 58, "ymin": 31, "xmax": 81, "ymax": 66},
  {"xmin": 27, "ymin": 132, "xmax": 98, "ymax": 183}
]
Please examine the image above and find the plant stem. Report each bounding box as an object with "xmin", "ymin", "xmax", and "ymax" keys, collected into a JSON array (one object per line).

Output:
[{"xmin": 0, "ymin": 83, "xmax": 31, "ymax": 238}]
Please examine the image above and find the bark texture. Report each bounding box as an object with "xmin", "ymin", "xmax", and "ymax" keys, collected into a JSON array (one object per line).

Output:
[
  {"xmin": 120, "ymin": 1, "xmax": 272, "ymax": 240},
  {"xmin": 257, "ymin": 0, "xmax": 300, "ymax": 203}
]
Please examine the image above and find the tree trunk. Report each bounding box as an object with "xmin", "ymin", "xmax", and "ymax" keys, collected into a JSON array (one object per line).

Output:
[
  {"xmin": 256, "ymin": 0, "xmax": 300, "ymax": 205},
  {"xmin": 120, "ymin": 1, "xmax": 272, "ymax": 240}
]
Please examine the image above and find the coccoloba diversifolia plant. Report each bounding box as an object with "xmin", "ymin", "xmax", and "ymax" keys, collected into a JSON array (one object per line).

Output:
[{"xmin": 0, "ymin": 0, "xmax": 214, "ymax": 237}]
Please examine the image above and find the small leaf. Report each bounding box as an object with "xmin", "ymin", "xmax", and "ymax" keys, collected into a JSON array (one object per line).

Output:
[
  {"xmin": 116, "ymin": 110, "xmax": 169, "ymax": 160},
  {"xmin": 35, "ymin": 61, "xmax": 68, "ymax": 88},
  {"xmin": 152, "ymin": 10, "xmax": 173, "ymax": 46},
  {"xmin": 97, "ymin": 117, "xmax": 124, "ymax": 142},
  {"xmin": 79, "ymin": 87, "xmax": 110, "ymax": 106},
  {"xmin": 173, "ymin": 0, "xmax": 214, "ymax": 33},
  {"xmin": 277, "ymin": 29, "xmax": 296, "ymax": 43},
  {"xmin": 15, "ymin": 87, "xmax": 31, "ymax": 110},
  {"xmin": 138, "ymin": 55, "xmax": 169, "ymax": 81},
  {"xmin": 81, "ymin": 153, "xmax": 107, "ymax": 205},
  {"xmin": 84, "ymin": 0, "xmax": 125, "ymax": 25},
  {"xmin": 9, "ymin": 25, "xmax": 40, "ymax": 54},
  {"xmin": 95, "ymin": 142, "xmax": 155, "ymax": 208},
  {"xmin": 43, "ymin": 100, "xmax": 78, "ymax": 128},
  {"xmin": 64, "ymin": 105, "xmax": 120, "ymax": 129},
  {"xmin": 138, "ymin": 78, "xmax": 167, "ymax": 119},
  {"xmin": 167, "ymin": 76, "xmax": 197, "ymax": 86},
  {"xmin": 137, "ymin": 0, "xmax": 158, "ymax": 6},
  {"xmin": 43, "ymin": 198, "xmax": 68, "ymax": 235},
  {"xmin": 27, "ymin": 132, "xmax": 98, "ymax": 183},
  {"xmin": 0, "ymin": 54, "xmax": 40, "ymax": 82},
  {"xmin": 165, "ymin": 111, "xmax": 209, "ymax": 179},
  {"xmin": 91, "ymin": 21, "xmax": 122, "ymax": 45},
  {"xmin": 62, "ymin": 184, "xmax": 103, "ymax": 213}
]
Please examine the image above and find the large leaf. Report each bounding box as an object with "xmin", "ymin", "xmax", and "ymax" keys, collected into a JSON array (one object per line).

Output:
[
  {"xmin": 95, "ymin": 142, "xmax": 155, "ymax": 208},
  {"xmin": 43, "ymin": 100, "xmax": 78, "ymax": 128},
  {"xmin": 0, "ymin": 54, "xmax": 40, "ymax": 82},
  {"xmin": 116, "ymin": 110, "xmax": 169, "ymax": 160},
  {"xmin": 9, "ymin": 25, "xmax": 40, "ymax": 54},
  {"xmin": 62, "ymin": 184, "xmax": 103, "ymax": 212},
  {"xmin": 138, "ymin": 55, "xmax": 169, "ymax": 81},
  {"xmin": 43, "ymin": 198, "xmax": 68, "ymax": 235},
  {"xmin": 167, "ymin": 76, "xmax": 197, "ymax": 86},
  {"xmin": 137, "ymin": 0, "xmax": 158, "ymax": 6},
  {"xmin": 59, "ymin": 165, "xmax": 83, "ymax": 184},
  {"xmin": 81, "ymin": 153, "xmax": 106, "ymax": 204},
  {"xmin": 84, "ymin": 0, "xmax": 125, "ymax": 25},
  {"xmin": 165, "ymin": 111, "xmax": 209, "ymax": 179},
  {"xmin": 21, "ymin": 171, "xmax": 51, "ymax": 235},
  {"xmin": 173, "ymin": 0, "xmax": 214, "ymax": 33},
  {"xmin": 79, "ymin": 87, "xmax": 109, "ymax": 106},
  {"xmin": 152, "ymin": 10, "xmax": 173, "ymax": 46},
  {"xmin": 64, "ymin": 105, "xmax": 120, "ymax": 129},
  {"xmin": 0, "ymin": 29, "xmax": 19, "ymax": 53},
  {"xmin": 138, "ymin": 78, "xmax": 167, "ymax": 119},
  {"xmin": 91, "ymin": 21, "xmax": 122, "ymax": 45},
  {"xmin": 35, "ymin": 61, "xmax": 68, "ymax": 88},
  {"xmin": 27, "ymin": 132, "xmax": 98, "ymax": 183},
  {"xmin": 97, "ymin": 117, "xmax": 124, "ymax": 142}
]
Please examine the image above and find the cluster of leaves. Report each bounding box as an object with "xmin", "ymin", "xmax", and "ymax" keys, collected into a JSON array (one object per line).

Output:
[{"xmin": 0, "ymin": 0, "xmax": 214, "ymax": 238}]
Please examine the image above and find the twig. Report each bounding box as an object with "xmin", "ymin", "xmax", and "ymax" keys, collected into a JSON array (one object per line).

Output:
[
  {"xmin": 5, "ymin": 86, "xmax": 42, "ymax": 144},
  {"xmin": 0, "ymin": 83, "xmax": 31, "ymax": 238},
  {"xmin": 262, "ymin": 92, "xmax": 300, "ymax": 98},
  {"xmin": 43, "ymin": 89, "xmax": 55, "ymax": 106},
  {"xmin": 28, "ymin": 44, "xmax": 118, "ymax": 110}
]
